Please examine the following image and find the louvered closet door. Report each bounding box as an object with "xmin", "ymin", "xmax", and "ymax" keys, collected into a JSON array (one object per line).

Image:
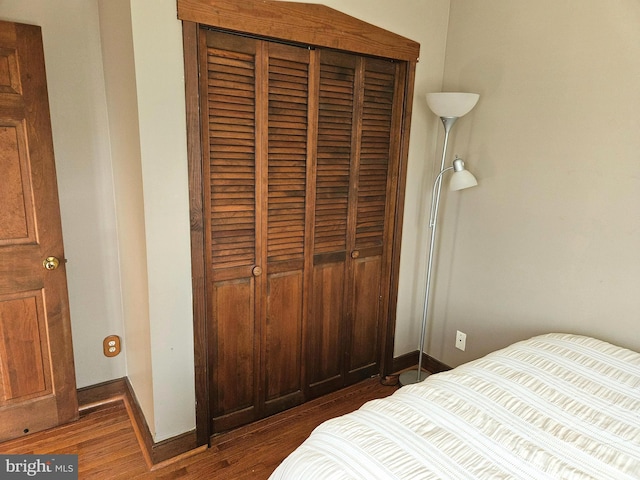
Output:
[
  {"xmin": 202, "ymin": 30, "xmax": 311, "ymax": 432},
  {"xmin": 345, "ymin": 57, "xmax": 402, "ymax": 383},
  {"xmin": 262, "ymin": 42, "xmax": 310, "ymax": 416},
  {"xmin": 308, "ymin": 51, "xmax": 402, "ymax": 396},
  {"xmin": 202, "ymin": 31, "xmax": 260, "ymax": 432},
  {"xmin": 307, "ymin": 51, "xmax": 355, "ymax": 397}
]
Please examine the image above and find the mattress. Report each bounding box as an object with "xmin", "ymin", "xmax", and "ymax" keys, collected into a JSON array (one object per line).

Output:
[{"xmin": 269, "ymin": 333, "xmax": 640, "ymax": 479}]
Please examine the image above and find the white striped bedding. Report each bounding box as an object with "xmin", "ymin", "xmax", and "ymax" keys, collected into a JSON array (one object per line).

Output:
[{"xmin": 269, "ymin": 334, "xmax": 640, "ymax": 479}]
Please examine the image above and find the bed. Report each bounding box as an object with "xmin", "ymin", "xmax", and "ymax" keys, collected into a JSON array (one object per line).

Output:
[{"xmin": 269, "ymin": 333, "xmax": 640, "ymax": 479}]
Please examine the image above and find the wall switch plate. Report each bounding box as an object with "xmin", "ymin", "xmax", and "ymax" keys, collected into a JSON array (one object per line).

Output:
[
  {"xmin": 455, "ymin": 330, "xmax": 467, "ymax": 351},
  {"xmin": 103, "ymin": 335, "xmax": 121, "ymax": 357}
]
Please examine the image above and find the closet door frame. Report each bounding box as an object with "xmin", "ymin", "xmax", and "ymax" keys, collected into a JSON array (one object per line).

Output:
[{"xmin": 181, "ymin": 0, "xmax": 418, "ymax": 446}]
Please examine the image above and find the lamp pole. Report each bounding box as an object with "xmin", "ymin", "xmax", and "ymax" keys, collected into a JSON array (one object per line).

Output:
[
  {"xmin": 400, "ymin": 116, "xmax": 457, "ymax": 385},
  {"xmin": 399, "ymin": 92, "xmax": 479, "ymax": 387}
]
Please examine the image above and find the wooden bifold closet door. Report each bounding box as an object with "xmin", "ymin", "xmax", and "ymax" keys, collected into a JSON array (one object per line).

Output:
[
  {"xmin": 202, "ymin": 31, "xmax": 311, "ymax": 432},
  {"xmin": 308, "ymin": 49, "xmax": 402, "ymax": 397},
  {"xmin": 195, "ymin": 27, "xmax": 408, "ymax": 434}
]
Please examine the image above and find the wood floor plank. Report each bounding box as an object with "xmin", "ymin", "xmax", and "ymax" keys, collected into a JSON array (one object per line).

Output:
[{"xmin": 0, "ymin": 377, "xmax": 397, "ymax": 479}]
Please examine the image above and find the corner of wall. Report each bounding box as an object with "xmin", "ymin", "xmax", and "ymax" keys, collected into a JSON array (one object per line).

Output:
[{"xmin": 97, "ymin": 0, "xmax": 156, "ymax": 438}]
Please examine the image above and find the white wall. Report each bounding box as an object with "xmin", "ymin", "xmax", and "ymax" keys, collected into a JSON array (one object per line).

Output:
[
  {"xmin": 97, "ymin": 0, "xmax": 155, "ymax": 437},
  {"xmin": 429, "ymin": 0, "xmax": 640, "ymax": 366},
  {"xmin": 128, "ymin": 0, "xmax": 195, "ymax": 441},
  {"xmin": 0, "ymin": 0, "xmax": 126, "ymax": 387},
  {"xmin": 99, "ymin": 0, "xmax": 196, "ymax": 441}
]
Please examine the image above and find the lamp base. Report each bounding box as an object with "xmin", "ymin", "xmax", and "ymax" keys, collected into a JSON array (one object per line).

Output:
[{"xmin": 398, "ymin": 369, "xmax": 430, "ymax": 387}]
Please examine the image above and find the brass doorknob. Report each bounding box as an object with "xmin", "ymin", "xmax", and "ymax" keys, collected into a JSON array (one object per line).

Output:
[
  {"xmin": 43, "ymin": 256, "xmax": 60, "ymax": 270},
  {"xmin": 351, "ymin": 250, "xmax": 360, "ymax": 259},
  {"xmin": 252, "ymin": 266, "xmax": 263, "ymax": 277}
]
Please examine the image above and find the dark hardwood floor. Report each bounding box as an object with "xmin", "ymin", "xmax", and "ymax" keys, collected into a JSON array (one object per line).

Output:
[{"xmin": 0, "ymin": 377, "xmax": 399, "ymax": 479}]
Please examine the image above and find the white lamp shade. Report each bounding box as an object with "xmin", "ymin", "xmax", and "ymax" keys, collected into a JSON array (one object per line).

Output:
[
  {"xmin": 426, "ymin": 92, "xmax": 479, "ymax": 118},
  {"xmin": 449, "ymin": 169, "xmax": 478, "ymax": 191}
]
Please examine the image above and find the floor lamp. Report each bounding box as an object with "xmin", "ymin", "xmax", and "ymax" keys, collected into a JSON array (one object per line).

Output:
[{"xmin": 399, "ymin": 92, "xmax": 480, "ymax": 386}]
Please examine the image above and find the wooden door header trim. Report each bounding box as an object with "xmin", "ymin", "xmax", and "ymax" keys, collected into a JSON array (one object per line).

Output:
[{"xmin": 177, "ymin": 0, "xmax": 420, "ymax": 62}]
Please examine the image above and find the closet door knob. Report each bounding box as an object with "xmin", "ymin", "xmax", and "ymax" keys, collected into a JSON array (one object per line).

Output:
[
  {"xmin": 252, "ymin": 266, "xmax": 263, "ymax": 277},
  {"xmin": 350, "ymin": 250, "xmax": 360, "ymax": 259}
]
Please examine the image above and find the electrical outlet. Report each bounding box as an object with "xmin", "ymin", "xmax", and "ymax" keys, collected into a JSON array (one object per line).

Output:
[
  {"xmin": 103, "ymin": 335, "xmax": 121, "ymax": 357},
  {"xmin": 455, "ymin": 330, "xmax": 467, "ymax": 351}
]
